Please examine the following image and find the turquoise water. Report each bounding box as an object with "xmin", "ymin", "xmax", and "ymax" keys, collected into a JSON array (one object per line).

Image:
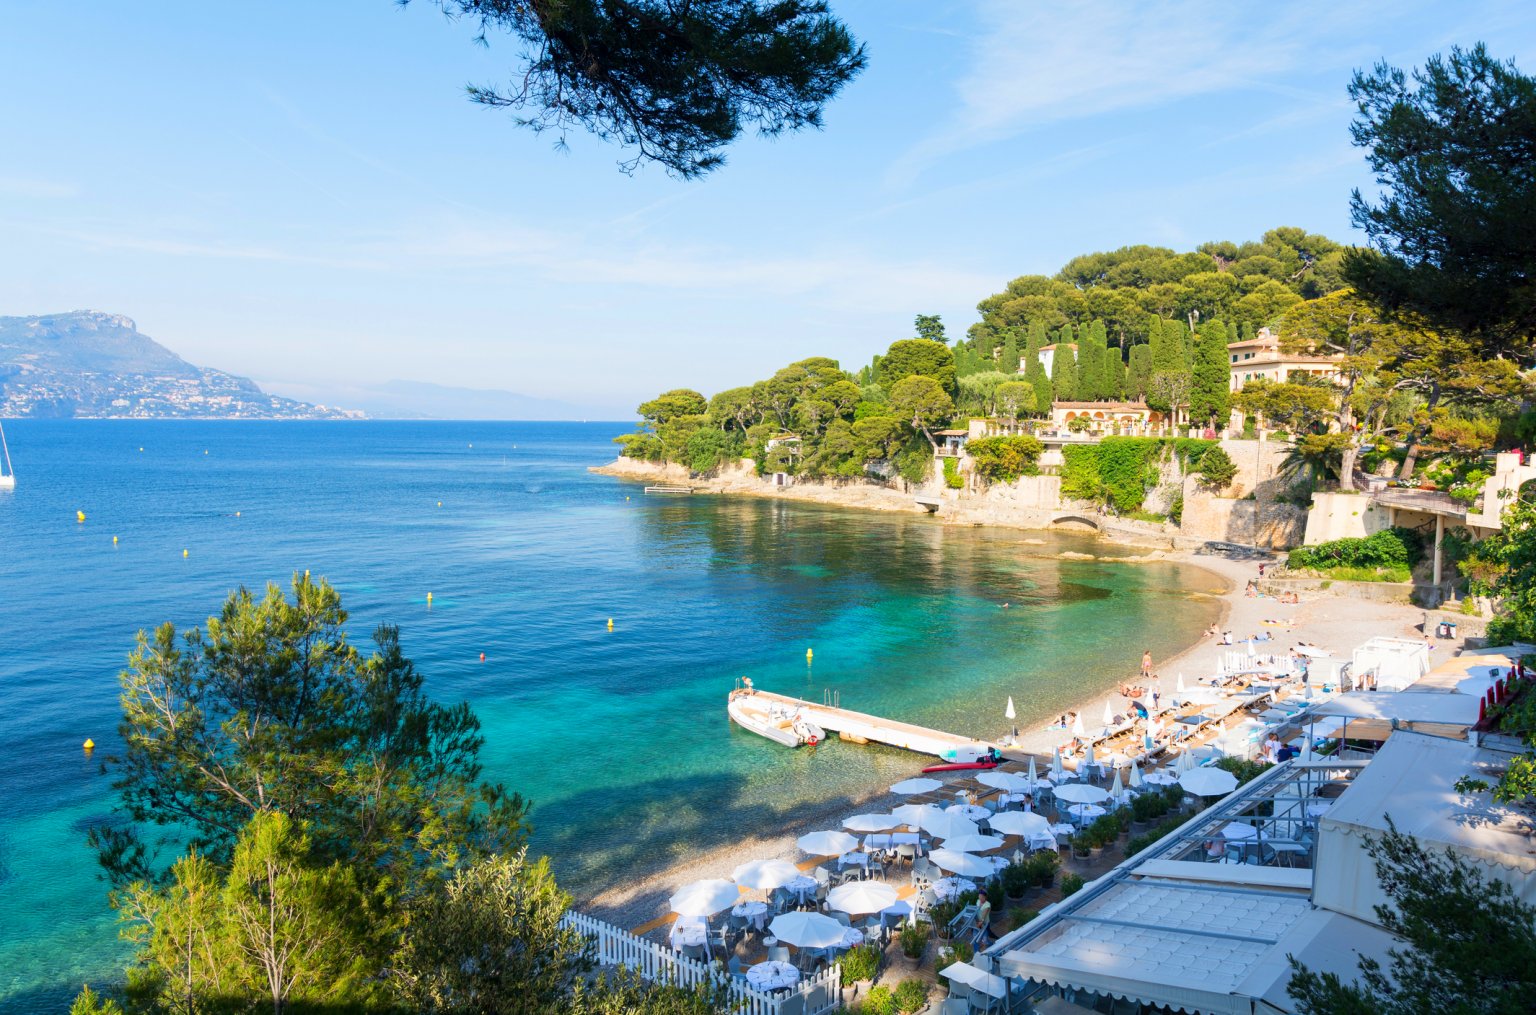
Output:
[{"xmin": 0, "ymin": 421, "xmax": 1219, "ymax": 1010}]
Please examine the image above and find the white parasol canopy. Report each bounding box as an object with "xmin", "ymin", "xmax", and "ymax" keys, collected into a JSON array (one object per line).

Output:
[
  {"xmin": 1005, "ymin": 696, "xmax": 1016, "ymax": 720},
  {"xmin": 987, "ymin": 810, "xmax": 1051, "ymax": 837},
  {"xmin": 924, "ymin": 813, "xmax": 982, "ymax": 840},
  {"xmin": 941, "ymin": 961, "xmax": 1011, "ymax": 1000},
  {"xmin": 768, "ymin": 911, "xmax": 847, "ymax": 948},
  {"xmin": 928, "ymin": 849, "xmax": 995, "ymax": 878},
  {"xmin": 731, "ymin": 859, "xmax": 803, "ymax": 891},
  {"xmin": 1052, "ymin": 783, "xmax": 1109, "ymax": 805},
  {"xmin": 941, "ymin": 832, "xmax": 1006, "ymax": 853},
  {"xmin": 977, "ymin": 770, "xmax": 1029, "ymax": 792},
  {"xmin": 890, "ymin": 777, "xmax": 943, "ymax": 795},
  {"xmin": 827, "ymin": 880, "xmax": 899, "ymax": 915},
  {"xmin": 796, "ymin": 830, "xmax": 859, "ymax": 856},
  {"xmin": 842, "ymin": 813, "xmax": 899, "ymax": 833},
  {"xmin": 892, "ymin": 802, "xmax": 946, "ymax": 827},
  {"xmin": 669, "ymin": 879, "xmax": 739, "ymax": 917},
  {"xmin": 1179, "ymin": 767, "xmax": 1239, "ymax": 797}
]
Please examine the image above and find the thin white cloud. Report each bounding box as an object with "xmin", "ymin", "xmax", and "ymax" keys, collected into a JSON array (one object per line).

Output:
[
  {"xmin": 885, "ymin": 0, "xmax": 1398, "ymax": 188},
  {"xmin": 0, "ymin": 176, "xmax": 78, "ymax": 199}
]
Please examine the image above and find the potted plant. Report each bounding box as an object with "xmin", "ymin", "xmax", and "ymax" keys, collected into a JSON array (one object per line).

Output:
[
  {"xmin": 893, "ymin": 978, "xmax": 931, "ymax": 1014},
  {"xmin": 1003, "ymin": 862, "xmax": 1029, "ymax": 900},
  {"xmin": 1070, "ymin": 831, "xmax": 1092, "ymax": 859},
  {"xmin": 898, "ymin": 922, "xmax": 929, "ymax": 968},
  {"xmin": 1031, "ymin": 849, "xmax": 1060, "ymax": 887}
]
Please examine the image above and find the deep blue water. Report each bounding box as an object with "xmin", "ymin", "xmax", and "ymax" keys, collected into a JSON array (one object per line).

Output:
[{"xmin": 0, "ymin": 420, "xmax": 1218, "ymax": 1010}]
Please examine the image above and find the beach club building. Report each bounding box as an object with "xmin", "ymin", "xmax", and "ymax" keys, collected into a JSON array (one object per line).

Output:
[{"xmin": 973, "ymin": 657, "xmax": 1529, "ymax": 1015}]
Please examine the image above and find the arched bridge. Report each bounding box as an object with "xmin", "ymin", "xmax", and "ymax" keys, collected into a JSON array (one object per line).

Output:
[{"xmin": 1050, "ymin": 514, "xmax": 1099, "ymax": 530}]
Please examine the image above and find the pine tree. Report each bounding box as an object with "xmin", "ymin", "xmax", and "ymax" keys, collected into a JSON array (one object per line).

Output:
[
  {"xmin": 1239, "ymin": 321, "xmax": 1256, "ymax": 344},
  {"xmin": 1190, "ymin": 320, "xmax": 1232, "ymax": 429},
  {"xmin": 1000, "ymin": 332, "xmax": 1020, "ymax": 374}
]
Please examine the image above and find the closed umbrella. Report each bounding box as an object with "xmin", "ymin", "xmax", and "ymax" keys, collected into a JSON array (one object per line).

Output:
[
  {"xmin": 892, "ymin": 802, "xmax": 946, "ymax": 827},
  {"xmin": 988, "ymin": 810, "xmax": 1051, "ymax": 838},
  {"xmin": 1128, "ymin": 763, "xmax": 1144, "ymax": 790},
  {"xmin": 1102, "ymin": 701, "xmax": 1114, "ymax": 727},
  {"xmin": 1052, "ymin": 783, "xmax": 1109, "ymax": 805},
  {"xmin": 1083, "ymin": 742, "xmax": 1098, "ymax": 773},
  {"xmin": 768, "ymin": 911, "xmax": 847, "ymax": 949},
  {"xmin": 1176, "ymin": 672, "xmax": 1186, "ymax": 692},
  {"xmin": 928, "ymin": 849, "xmax": 995, "ymax": 878},
  {"xmin": 797, "ymin": 830, "xmax": 859, "ymax": 856},
  {"xmin": 1071, "ymin": 713, "xmax": 1086, "ymax": 737},
  {"xmin": 1050, "ymin": 747, "xmax": 1067, "ymax": 781},
  {"xmin": 1108, "ymin": 768, "xmax": 1125, "ymax": 805},
  {"xmin": 669, "ymin": 879, "xmax": 739, "ymax": 917},
  {"xmin": 843, "ymin": 813, "xmax": 898, "ymax": 833},
  {"xmin": 923, "ymin": 813, "xmax": 980, "ymax": 840},
  {"xmin": 890, "ymin": 777, "xmax": 942, "ymax": 795},
  {"xmin": 1027, "ymin": 757, "xmax": 1039, "ymax": 785},
  {"xmin": 942, "ymin": 832, "xmax": 1006, "ymax": 853},
  {"xmin": 1005, "ymin": 696, "xmax": 1016, "ymax": 720},
  {"xmin": 1179, "ymin": 767, "xmax": 1239, "ymax": 797},
  {"xmin": 827, "ymin": 881, "xmax": 898, "ymax": 915},
  {"xmin": 732, "ymin": 859, "xmax": 803, "ymax": 891}
]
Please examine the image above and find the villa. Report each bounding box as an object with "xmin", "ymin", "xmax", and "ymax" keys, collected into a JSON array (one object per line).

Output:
[{"xmin": 1227, "ymin": 329, "xmax": 1343, "ymax": 391}]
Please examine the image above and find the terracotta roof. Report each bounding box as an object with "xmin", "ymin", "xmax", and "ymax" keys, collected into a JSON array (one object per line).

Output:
[
  {"xmin": 935, "ymin": 429, "xmax": 969, "ymax": 436},
  {"xmin": 1051, "ymin": 401, "xmax": 1152, "ymax": 409}
]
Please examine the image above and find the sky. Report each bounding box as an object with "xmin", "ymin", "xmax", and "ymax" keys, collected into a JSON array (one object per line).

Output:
[{"xmin": 2, "ymin": 1, "xmax": 1533, "ymax": 418}]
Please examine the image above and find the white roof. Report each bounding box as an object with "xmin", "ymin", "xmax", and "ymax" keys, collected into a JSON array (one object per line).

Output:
[
  {"xmin": 1312, "ymin": 732, "xmax": 1536, "ymax": 923},
  {"xmin": 1234, "ymin": 908, "xmax": 1402, "ymax": 1013},
  {"xmin": 1304, "ymin": 691, "xmax": 1480, "ymax": 726},
  {"xmin": 998, "ymin": 880, "xmax": 1312, "ymax": 1014}
]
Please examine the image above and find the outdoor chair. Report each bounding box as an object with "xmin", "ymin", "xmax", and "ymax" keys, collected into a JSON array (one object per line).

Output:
[
  {"xmin": 682, "ymin": 944, "xmax": 706, "ymax": 963},
  {"xmin": 914, "ymin": 887, "xmax": 939, "ymax": 919},
  {"xmin": 938, "ymin": 1000, "xmax": 968, "ymax": 1015},
  {"xmin": 895, "ymin": 844, "xmax": 916, "ymax": 865},
  {"xmin": 727, "ymin": 955, "xmax": 746, "ymax": 980},
  {"xmin": 812, "ymin": 866, "xmax": 831, "ymax": 885},
  {"xmin": 769, "ymin": 946, "xmax": 792, "ymax": 963},
  {"xmin": 946, "ymin": 983, "xmax": 974, "ymax": 1008},
  {"xmin": 709, "ymin": 924, "xmax": 731, "ymax": 953},
  {"xmin": 727, "ymin": 912, "xmax": 748, "ymax": 937}
]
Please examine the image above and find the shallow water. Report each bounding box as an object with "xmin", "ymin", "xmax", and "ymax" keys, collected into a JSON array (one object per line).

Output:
[{"xmin": 0, "ymin": 420, "xmax": 1218, "ymax": 1009}]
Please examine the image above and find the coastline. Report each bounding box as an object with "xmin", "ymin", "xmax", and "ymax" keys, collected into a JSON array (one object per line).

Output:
[{"xmin": 578, "ymin": 461, "xmax": 1446, "ymax": 936}]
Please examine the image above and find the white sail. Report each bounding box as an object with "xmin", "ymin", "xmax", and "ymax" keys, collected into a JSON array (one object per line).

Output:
[{"xmin": 0, "ymin": 419, "xmax": 14, "ymax": 489}]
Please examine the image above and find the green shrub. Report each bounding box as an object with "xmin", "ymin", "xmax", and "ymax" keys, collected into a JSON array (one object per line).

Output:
[
  {"xmin": 1060, "ymin": 872, "xmax": 1085, "ymax": 897},
  {"xmin": 837, "ymin": 943, "xmax": 881, "ymax": 982},
  {"xmin": 1060, "ymin": 438, "xmax": 1216, "ymax": 513},
  {"xmin": 1009, "ymin": 907, "xmax": 1041, "ymax": 930},
  {"xmin": 897, "ymin": 922, "xmax": 929, "ymax": 959},
  {"xmin": 1214, "ymin": 756, "xmax": 1268, "ymax": 786},
  {"xmin": 1197, "ymin": 446, "xmax": 1238, "ymax": 488},
  {"xmin": 1027, "ymin": 849, "xmax": 1060, "ymax": 886},
  {"xmin": 859, "ymin": 985, "xmax": 896, "ymax": 1015},
  {"xmin": 966, "ymin": 435, "xmax": 1044, "ymax": 482},
  {"xmin": 1288, "ymin": 527, "xmax": 1422, "ymax": 572},
  {"xmin": 1001, "ymin": 861, "xmax": 1030, "ymax": 897},
  {"xmin": 893, "ymin": 978, "xmax": 930, "ymax": 1013},
  {"xmin": 938, "ymin": 939, "xmax": 974, "ymax": 973},
  {"xmin": 1462, "ymin": 597, "xmax": 1480, "ymax": 616},
  {"xmin": 1125, "ymin": 813, "xmax": 1189, "ymax": 857},
  {"xmin": 942, "ymin": 455, "xmax": 964, "ymax": 489}
]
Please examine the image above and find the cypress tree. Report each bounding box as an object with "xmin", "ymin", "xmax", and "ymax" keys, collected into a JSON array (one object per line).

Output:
[
  {"xmin": 1089, "ymin": 320, "xmax": 1111, "ymax": 398},
  {"xmin": 1075, "ymin": 326, "xmax": 1100, "ymax": 401},
  {"xmin": 1239, "ymin": 321, "xmax": 1256, "ymax": 344},
  {"xmin": 1025, "ymin": 321, "xmax": 1048, "ymax": 362},
  {"xmin": 1000, "ymin": 331, "xmax": 1020, "ymax": 374},
  {"xmin": 1128, "ymin": 344, "xmax": 1153, "ymax": 399},
  {"xmin": 1190, "ymin": 320, "xmax": 1233, "ymax": 428},
  {"xmin": 1026, "ymin": 359, "xmax": 1052, "ymax": 413},
  {"xmin": 1050, "ymin": 327, "xmax": 1078, "ymax": 401}
]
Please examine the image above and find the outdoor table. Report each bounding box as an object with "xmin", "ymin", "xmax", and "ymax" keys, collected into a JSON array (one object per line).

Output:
[
  {"xmin": 670, "ymin": 915, "xmax": 708, "ymax": 950},
  {"xmin": 745, "ymin": 960, "xmax": 800, "ymax": 992},
  {"xmin": 930, "ymin": 876, "xmax": 971, "ymax": 902},
  {"xmin": 834, "ymin": 927, "xmax": 864, "ymax": 950},
  {"xmin": 946, "ymin": 804, "xmax": 990, "ymax": 821},
  {"xmin": 864, "ymin": 832, "xmax": 920, "ymax": 850},
  {"xmin": 1143, "ymin": 770, "xmax": 1179, "ymax": 786},
  {"xmin": 1026, "ymin": 831, "xmax": 1058, "ymax": 852},
  {"xmin": 731, "ymin": 900, "xmax": 768, "ymax": 931},
  {"xmin": 783, "ymin": 875, "xmax": 817, "ymax": 904},
  {"xmin": 837, "ymin": 852, "xmax": 870, "ymax": 874},
  {"xmin": 1221, "ymin": 822, "xmax": 1258, "ymax": 840},
  {"xmin": 1270, "ymin": 842, "xmax": 1310, "ymax": 867},
  {"xmin": 1068, "ymin": 803, "xmax": 1106, "ymax": 821}
]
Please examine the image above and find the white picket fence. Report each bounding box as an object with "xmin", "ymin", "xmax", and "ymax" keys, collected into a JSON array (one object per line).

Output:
[{"xmin": 560, "ymin": 910, "xmax": 843, "ymax": 1015}]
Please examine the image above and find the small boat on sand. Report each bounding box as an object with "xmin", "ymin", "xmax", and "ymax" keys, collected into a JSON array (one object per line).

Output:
[
  {"xmin": 922, "ymin": 759, "xmax": 1000, "ymax": 773},
  {"xmin": 728, "ymin": 688, "xmax": 826, "ymax": 748},
  {"xmin": 922, "ymin": 744, "xmax": 1003, "ymax": 772}
]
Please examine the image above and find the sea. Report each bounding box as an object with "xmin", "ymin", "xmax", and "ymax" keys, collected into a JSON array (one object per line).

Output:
[{"xmin": 0, "ymin": 420, "xmax": 1221, "ymax": 1010}]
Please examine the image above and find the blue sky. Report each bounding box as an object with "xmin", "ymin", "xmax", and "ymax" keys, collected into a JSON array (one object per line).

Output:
[{"xmin": 2, "ymin": 1, "xmax": 1532, "ymax": 417}]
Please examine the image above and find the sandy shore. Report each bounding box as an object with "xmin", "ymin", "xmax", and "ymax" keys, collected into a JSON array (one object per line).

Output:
[{"xmin": 577, "ymin": 547, "xmax": 1446, "ymax": 935}]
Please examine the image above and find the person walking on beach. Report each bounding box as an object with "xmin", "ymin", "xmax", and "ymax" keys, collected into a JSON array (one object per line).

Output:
[{"xmin": 1141, "ymin": 650, "xmax": 1153, "ymax": 678}]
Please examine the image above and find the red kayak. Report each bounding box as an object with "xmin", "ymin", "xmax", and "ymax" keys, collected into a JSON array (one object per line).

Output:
[{"xmin": 921, "ymin": 760, "xmax": 1000, "ymax": 773}]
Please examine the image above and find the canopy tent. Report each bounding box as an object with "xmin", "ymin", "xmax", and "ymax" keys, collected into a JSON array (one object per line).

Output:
[
  {"xmin": 1313, "ymin": 732, "xmax": 1536, "ymax": 923},
  {"xmin": 1350, "ymin": 636, "xmax": 1430, "ymax": 691},
  {"xmin": 1303, "ymin": 691, "xmax": 1480, "ymax": 726},
  {"xmin": 1235, "ymin": 909, "xmax": 1402, "ymax": 1014}
]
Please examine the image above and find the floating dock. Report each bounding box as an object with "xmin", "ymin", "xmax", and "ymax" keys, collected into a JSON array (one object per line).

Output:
[
  {"xmin": 728, "ymin": 688, "xmax": 994, "ymax": 760},
  {"xmin": 644, "ymin": 485, "xmax": 695, "ymax": 495}
]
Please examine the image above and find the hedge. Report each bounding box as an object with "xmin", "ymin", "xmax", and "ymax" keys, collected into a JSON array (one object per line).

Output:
[{"xmin": 1287, "ymin": 527, "xmax": 1423, "ymax": 572}]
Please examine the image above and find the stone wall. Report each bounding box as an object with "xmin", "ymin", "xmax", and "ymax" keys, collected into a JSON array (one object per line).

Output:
[
  {"xmin": 1303, "ymin": 491, "xmax": 1393, "ymax": 545},
  {"xmin": 1179, "ymin": 483, "xmax": 1307, "ymax": 549}
]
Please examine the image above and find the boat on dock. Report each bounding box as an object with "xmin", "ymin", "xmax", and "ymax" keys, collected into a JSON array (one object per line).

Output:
[{"xmin": 728, "ymin": 689, "xmax": 826, "ymax": 747}]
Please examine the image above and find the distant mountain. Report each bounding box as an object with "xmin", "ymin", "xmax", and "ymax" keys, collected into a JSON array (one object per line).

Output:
[
  {"xmin": 263, "ymin": 378, "xmax": 602, "ymax": 420},
  {"xmin": 0, "ymin": 311, "xmax": 362, "ymax": 419}
]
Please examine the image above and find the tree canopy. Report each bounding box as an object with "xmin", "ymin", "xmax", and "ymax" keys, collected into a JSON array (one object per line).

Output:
[
  {"xmin": 424, "ymin": 0, "xmax": 867, "ymax": 177},
  {"xmin": 1343, "ymin": 44, "xmax": 1536, "ymax": 355}
]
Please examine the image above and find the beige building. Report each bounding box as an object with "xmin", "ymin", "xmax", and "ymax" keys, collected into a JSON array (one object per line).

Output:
[
  {"xmin": 1049, "ymin": 400, "xmax": 1185, "ymax": 436},
  {"xmin": 1228, "ymin": 328, "xmax": 1343, "ymax": 391},
  {"xmin": 1026, "ymin": 342, "xmax": 1075, "ymax": 376}
]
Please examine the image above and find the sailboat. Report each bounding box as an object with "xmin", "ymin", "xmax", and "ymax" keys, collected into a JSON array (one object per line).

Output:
[{"xmin": 0, "ymin": 419, "xmax": 14, "ymax": 489}]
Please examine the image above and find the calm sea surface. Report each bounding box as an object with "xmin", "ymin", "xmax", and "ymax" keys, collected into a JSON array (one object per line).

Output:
[{"xmin": 0, "ymin": 420, "xmax": 1219, "ymax": 1009}]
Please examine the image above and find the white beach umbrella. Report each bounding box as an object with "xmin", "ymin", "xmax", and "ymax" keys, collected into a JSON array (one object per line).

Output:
[
  {"xmin": 976, "ymin": 771, "xmax": 1027, "ymax": 792},
  {"xmin": 1176, "ymin": 673, "xmax": 1186, "ymax": 692},
  {"xmin": 826, "ymin": 880, "xmax": 899, "ymax": 915},
  {"xmin": 1005, "ymin": 696, "xmax": 1016, "ymax": 721},
  {"xmin": 941, "ymin": 832, "xmax": 1006, "ymax": 853},
  {"xmin": 1179, "ymin": 767, "xmax": 1239, "ymax": 798},
  {"xmin": 1108, "ymin": 768, "xmax": 1126, "ymax": 805},
  {"xmin": 1083, "ymin": 742, "xmax": 1098, "ymax": 769},
  {"xmin": 1128, "ymin": 763, "xmax": 1144, "ymax": 790},
  {"xmin": 796, "ymin": 830, "xmax": 859, "ymax": 856},
  {"xmin": 892, "ymin": 802, "xmax": 946, "ymax": 828},
  {"xmin": 842, "ymin": 812, "xmax": 899, "ymax": 833},
  {"xmin": 928, "ymin": 849, "xmax": 995, "ymax": 878},
  {"xmin": 1027, "ymin": 757, "xmax": 1039, "ymax": 784},
  {"xmin": 923, "ymin": 813, "xmax": 981, "ymax": 840},
  {"xmin": 987, "ymin": 810, "xmax": 1051, "ymax": 838},
  {"xmin": 1052, "ymin": 783, "xmax": 1109, "ymax": 805},
  {"xmin": 1221, "ymin": 821, "xmax": 1259, "ymax": 840},
  {"xmin": 1049, "ymin": 747, "xmax": 1067, "ymax": 781},
  {"xmin": 1101, "ymin": 701, "xmax": 1114, "ymax": 727},
  {"xmin": 731, "ymin": 859, "xmax": 803, "ymax": 891},
  {"xmin": 890, "ymin": 777, "xmax": 943, "ymax": 795},
  {"xmin": 768, "ymin": 911, "xmax": 847, "ymax": 949},
  {"xmin": 669, "ymin": 879, "xmax": 739, "ymax": 917},
  {"xmin": 1071, "ymin": 713, "xmax": 1087, "ymax": 737},
  {"xmin": 941, "ymin": 961, "xmax": 1011, "ymax": 1000}
]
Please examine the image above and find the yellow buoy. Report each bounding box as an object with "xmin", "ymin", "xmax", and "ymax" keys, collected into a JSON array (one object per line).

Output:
[
  {"xmin": 76, "ymin": 510, "xmax": 86, "ymax": 523},
  {"xmin": 806, "ymin": 648, "xmax": 814, "ymax": 661},
  {"xmin": 83, "ymin": 739, "xmax": 95, "ymax": 751},
  {"xmin": 437, "ymin": 501, "xmax": 442, "ymax": 507},
  {"xmin": 426, "ymin": 592, "xmax": 434, "ymax": 604},
  {"xmin": 607, "ymin": 618, "xmax": 614, "ymax": 630},
  {"xmin": 112, "ymin": 535, "xmax": 118, "ymax": 545},
  {"xmin": 236, "ymin": 510, "xmax": 241, "ymax": 517},
  {"xmin": 183, "ymin": 548, "xmax": 189, "ymax": 558}
]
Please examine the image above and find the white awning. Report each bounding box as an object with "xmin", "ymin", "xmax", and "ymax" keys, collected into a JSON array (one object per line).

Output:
[
  {"xmin": 1303, "ymin": 691, "xmax": 1479, "ymax": 726},
  {"xmin": 1235, "ymin": 908, "xmax": 1402, "ymax": 1013},
  {"xmin": 1312, "ymin": 731, "xmax": 1536, "ymax": 926}
]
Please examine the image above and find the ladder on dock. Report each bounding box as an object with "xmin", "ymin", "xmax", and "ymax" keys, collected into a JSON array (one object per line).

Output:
[
  {"xmin": 730, "ymin": 687, "xmax": 994, "ymax": 760},
  {"xmin": 644, "ymin": 485, "xmax": 694, "ymax": 494}
]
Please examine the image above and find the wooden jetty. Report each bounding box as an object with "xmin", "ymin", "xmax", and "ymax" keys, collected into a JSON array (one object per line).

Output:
[
  {"xmin": 644, "ymin": 485, "xmax": 695, "ymax": 495},
  {"xmin": 728, "ymin": 688, "xmax": 995, "ymax": 760}
]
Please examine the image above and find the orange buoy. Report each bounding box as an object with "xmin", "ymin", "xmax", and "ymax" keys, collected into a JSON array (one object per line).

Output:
[{"xmin": 479, "ymin": 652, "xmax": 486, "ymax": 662}]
